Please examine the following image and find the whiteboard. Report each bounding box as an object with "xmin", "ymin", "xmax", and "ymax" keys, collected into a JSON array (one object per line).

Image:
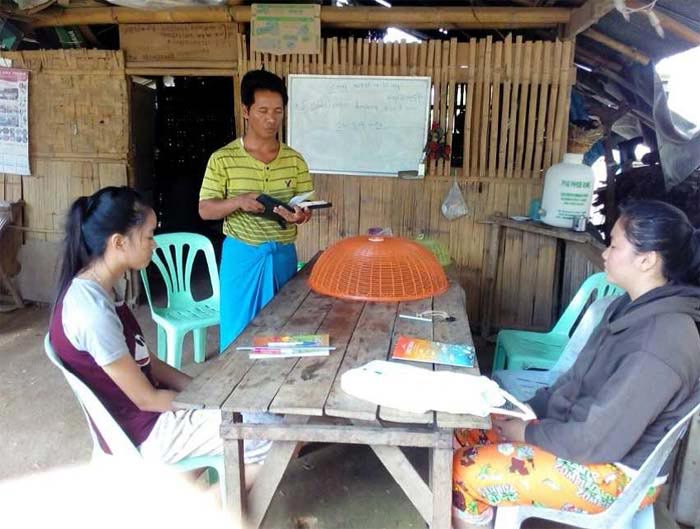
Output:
[{"xmin": 287, "ymin": 75, "xmax": 431, "ymax": 177}]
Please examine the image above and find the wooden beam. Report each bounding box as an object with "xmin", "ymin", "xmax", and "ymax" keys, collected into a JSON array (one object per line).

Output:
[
  {"xmin": 575, "ymin": 46, "xmax": 623, "ymax": 72},
  {"xmin": 565, "ymin": 0, "xmax": 615, "ymax": 37},
  {"xmin": 31, "ymin": 5, "xmax": 572, "ymax": 29},
  {"xmin": 583, "ymin": 28, "xmax": 650, "ymax": 64},
  {"xmin": 627, "ymin": 1, "xmax": 700, "ymax": 46}
]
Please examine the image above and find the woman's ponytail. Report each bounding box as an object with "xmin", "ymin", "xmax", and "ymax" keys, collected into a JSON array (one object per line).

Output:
[{"xmin": 54, "ymin": 196, "xmax": 91, "ymax": 306}]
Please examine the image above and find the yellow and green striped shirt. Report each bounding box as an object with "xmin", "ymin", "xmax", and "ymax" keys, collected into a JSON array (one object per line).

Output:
[{"xmin": 199, "ymin": 138, "xmax": 313, "ymax": 245}]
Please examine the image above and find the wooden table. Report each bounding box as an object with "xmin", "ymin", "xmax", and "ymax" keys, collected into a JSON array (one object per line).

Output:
[{"xmin": 174, "ymin": 258, "xmax": 489, "ymax": 529}]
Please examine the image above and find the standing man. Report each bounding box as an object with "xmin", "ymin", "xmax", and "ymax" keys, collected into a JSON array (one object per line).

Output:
[{"xmin": 199, "ymin": 70, "xmax": 313, "ymax": 352}]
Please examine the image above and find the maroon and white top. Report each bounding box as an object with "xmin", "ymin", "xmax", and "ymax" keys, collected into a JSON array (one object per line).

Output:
[{"xmin": 50, "ymin": 278, "xmax": 160, "ymax": 448}]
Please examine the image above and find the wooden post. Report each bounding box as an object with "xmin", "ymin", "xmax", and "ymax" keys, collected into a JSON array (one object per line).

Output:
[{"xmin": 480, "ymin": 222, "xmax": 503, "ymax": 338}]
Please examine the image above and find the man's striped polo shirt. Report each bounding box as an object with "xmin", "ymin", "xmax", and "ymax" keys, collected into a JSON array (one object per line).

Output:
[{"xmin": 199, "ymin": 138, "xmax": 313, "ymax": 245}]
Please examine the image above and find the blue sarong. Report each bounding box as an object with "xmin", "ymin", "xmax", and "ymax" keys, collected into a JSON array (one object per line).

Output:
[{"xmin": 219, "ymin": 236, "xmax": 297, "ymax": 352}]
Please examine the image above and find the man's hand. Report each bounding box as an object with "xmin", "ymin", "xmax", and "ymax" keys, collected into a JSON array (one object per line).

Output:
[
  {"xmin": 235, "ymin": 193, "xmax": 265, "ymax": 213},
  {"xmin": 492, "ymin": 417, "xmax": 528, "ymax": 443},
  {"xmin": 273, "ymin": 205, "xmax": 312, "ymax": 225}
]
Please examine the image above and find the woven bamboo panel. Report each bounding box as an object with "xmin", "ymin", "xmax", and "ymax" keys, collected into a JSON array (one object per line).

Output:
[
  {"xmin": 0, "ymin": 50, "xmax": 129, "ymax": 245},
  {"xmin": 0, "ymin": 50, "xmax": 128, "ymax": 158}
]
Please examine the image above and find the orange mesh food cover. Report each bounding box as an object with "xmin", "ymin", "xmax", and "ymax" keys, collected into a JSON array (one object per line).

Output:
[{"xmin": 309, "ymin": 235, "xmax": 448, "ymax": 302}]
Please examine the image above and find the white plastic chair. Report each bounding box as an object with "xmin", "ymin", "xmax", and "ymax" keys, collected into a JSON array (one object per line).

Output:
[
  {"xmin": 492, "ymin": 296, "xmax": 618, "ymax": 402},
  {"xmin": 44, "ymin": 334, "xmax": 226, "ymax": 505},
  {"xmin": 494, "ymin": 399, "xmax": 700, "ymax": 529}
]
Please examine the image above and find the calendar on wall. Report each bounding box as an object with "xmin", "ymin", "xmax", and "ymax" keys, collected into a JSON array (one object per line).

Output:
[{"xmin": 0, "ymin": 67, "xmax": 29, "ymax": 176}]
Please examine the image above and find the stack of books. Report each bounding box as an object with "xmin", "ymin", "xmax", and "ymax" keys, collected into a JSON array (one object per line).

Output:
[{"xmin": 237, "ymin": 334, "xmax": 333, "ymax": 359}]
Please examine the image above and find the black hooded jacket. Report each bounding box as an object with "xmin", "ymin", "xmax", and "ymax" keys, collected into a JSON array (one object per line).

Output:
[{"xmin": 526, "ymin": 284, "xmax": 700, "ymax": 472}]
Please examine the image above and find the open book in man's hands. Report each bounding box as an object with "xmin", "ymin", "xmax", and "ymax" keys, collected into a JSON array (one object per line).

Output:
[{"xmin": 289, "ymin": 191, "xmax": 332, "ymax": 210}]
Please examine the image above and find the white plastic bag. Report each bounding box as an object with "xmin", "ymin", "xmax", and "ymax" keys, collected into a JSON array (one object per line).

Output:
[
  {"xmin": 441, "ymin": 180, "xmax": 468, "ymax": 220},
  {"xmin": 341, "ymin": 360, "xmax": 536, "ymax": 419}
]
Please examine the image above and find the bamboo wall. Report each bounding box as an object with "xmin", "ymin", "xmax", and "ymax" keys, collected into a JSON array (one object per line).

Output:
[
  {"xmin": 0, "ymin": 50, "xmax": 129, "ymax": 241},
  {"xmin": 232, "ymin": 33, "xmax": 575, "ymax": 325},
  {"xmin": 0, "ymin": 50, "xmax": 129, "ymax": 302}
]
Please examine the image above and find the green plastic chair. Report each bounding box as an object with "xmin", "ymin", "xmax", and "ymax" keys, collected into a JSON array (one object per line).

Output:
[
  {"xmin": 493, "ymin": 272, "xmax": 624, "ymax": 371},
  {"xmin": 140, "ymin": 233, "xmax": 220, "ymax": 369}
]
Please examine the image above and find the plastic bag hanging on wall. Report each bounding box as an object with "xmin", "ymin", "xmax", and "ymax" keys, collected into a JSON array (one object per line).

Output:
[{"xmin": 441, "ymin": 180, "xmax": 468, "ymax": 220}]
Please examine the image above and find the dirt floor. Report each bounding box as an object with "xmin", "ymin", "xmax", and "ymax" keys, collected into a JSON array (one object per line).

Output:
[{"xmin": 0, "ymin": 303, "xmax": 684, "ymax": 529}]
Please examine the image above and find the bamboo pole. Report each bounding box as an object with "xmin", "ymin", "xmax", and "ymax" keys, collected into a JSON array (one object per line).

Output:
[
  {"xmin": 583, "ymin": 29, "xmax": 650, "ymax": 65},
  {"xmin": 506, "ymin": 36, "xmax": 523, "ymax": 179},
  {"xmin": 426, "ymin": 40, "xmax": 436, "ymax": 176},
  {"xmin": 627, "ymin": 0, "xmax": 700, "ymax": 46},
  {"xmin": 523, "ymin": 40, "xmax": 543, "ymax": 179},
  {"xmin": 445, "ymin": 38, "xmax": 457, "ymax": 177},
  {"xmin": 470, "ymin": 38, "xmax": 485, "ymax": 179},
  {"xmin": 543, "ymin": 39, "xmax": 562, "ymax": 171},
  {"xmin": 478, "ymin": 36, "xmax": 492, "ymax": 179},
  {"xmin": 438, "ymin": 40, "xmax": 449, "ymax": 176},
  {"xmin": 497, "ymin": 34, "xmax": 512, "ymax": 179},
  {"xmin": 462, "ymin": 38, "xmax": 476, "ymax": 178},
  {"xmin": 488, "ymin": 40, "xmax": 502, "ymax": 179},
  {"xmin": 532, "ymin": 40, "xmax": 552, "ymax": 178},
  {"xmin": 514, "ymin": 41, "xmax": 532, "ymax": 178},
  {"xmin": 32, "ymin": 6, "xmax": 572, "ymax": 29}
]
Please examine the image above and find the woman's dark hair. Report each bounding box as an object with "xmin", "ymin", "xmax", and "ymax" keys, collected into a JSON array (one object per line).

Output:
[
  {"xmin": 240, "ymin": 69, "xmax": 288, "ymax": 107},
  {"xmin": 619, "ymin": 199, "xmax": 700, "ymax": 285},
  {"xmin": 54, "ymin": 186, "xmax": 151, "ymax": 305}
]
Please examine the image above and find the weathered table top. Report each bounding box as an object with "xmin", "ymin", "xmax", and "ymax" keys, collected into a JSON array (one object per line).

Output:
[{"xmin": 175, "ymin": 257, "xmax": 489, "ymax": 431}]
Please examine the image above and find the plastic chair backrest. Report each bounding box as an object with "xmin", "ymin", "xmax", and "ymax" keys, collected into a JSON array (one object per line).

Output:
[
  {"xmin": 496, "ymin": 396, "xmax": 700, "ymax": 529},
  {"xmin": 603, "ymin": 398, "xmax": 700, "ymax": 522},
  {"xmin": 548, "ymin": 296, "xmax": 618, "ymax": 380},
  {"xmin": 141, "ymin": 233, "xmax": 220, "ymax": 311},
  {"xmin": 551, "ymin": 273, "xmax": 623, "ymax": 337},
  {"xmin": 44, "ymin": 334, "xmax": 142, "ymax": 459}
]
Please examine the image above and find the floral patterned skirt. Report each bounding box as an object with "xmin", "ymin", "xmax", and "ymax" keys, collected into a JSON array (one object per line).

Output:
[{"xmin": 452, "ymin": 428, "xmax": 660, "ymax": 521}]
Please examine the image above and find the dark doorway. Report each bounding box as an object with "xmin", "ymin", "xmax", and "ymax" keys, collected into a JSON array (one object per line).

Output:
[{"xmin": 130, "ymin": 75, "xmax": 236, "ymax": 305}]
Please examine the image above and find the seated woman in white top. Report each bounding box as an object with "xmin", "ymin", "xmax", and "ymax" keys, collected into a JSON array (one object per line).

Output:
[{"xmin": 49, "ymin": 186, "xmax": 272, "ymax": 465}]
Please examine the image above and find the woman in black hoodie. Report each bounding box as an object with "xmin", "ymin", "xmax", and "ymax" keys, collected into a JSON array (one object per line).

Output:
[{"xmin": 452, "ymin": 200, "xmax": 700, "ymax": 529}]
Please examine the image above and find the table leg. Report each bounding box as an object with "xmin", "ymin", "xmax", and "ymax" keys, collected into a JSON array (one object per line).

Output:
[
  {"xmin": 224, "ymin": 436, "xmax": 247, "ymax": 528},
  {"xmin": 371, "ymin": 444, "xmax": 432, "ymax": 524},
  {"xmin": 232, "ymin": 415, "xmax": 309, "ymax": 529},
  {"xmin": 247, "ymin": 439, "xmax": 301, "ymax": 529},
  {"xmin": 430, "ymin": 445, "xmax": 453, "ymax": 529}
]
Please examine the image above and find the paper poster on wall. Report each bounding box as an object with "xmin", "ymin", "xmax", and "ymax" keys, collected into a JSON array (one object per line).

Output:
[
  {"xmin": 251, "ymin": 4, "xmax": 320, "ymax": 56},
  {"xmin": 0, "ymin": 68, "xmax": 29, "ymax": 176}
]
